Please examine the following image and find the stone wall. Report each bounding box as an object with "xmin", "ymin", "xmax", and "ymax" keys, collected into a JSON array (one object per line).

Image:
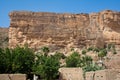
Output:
[
  {"xmin": 59, "ymin": 68, "xmax": 120, "ymax": 80},
  {"xmin": 85, "ymin": 71, "xmax": 95, "ymax": 80},
  {"xmin": 9, "ymin": 10, "xmax": 120, "ymax": 52},
  {"xmin": 59, "ymin": 68, "xmax": 83, "ymax": 80},
  {"xmin": 0, "ymin": 74, "xmax": 26, "ymax": 80},
  {"xmin": 85, "ymin": 69, "xmax": 120, "ymax": 80}
]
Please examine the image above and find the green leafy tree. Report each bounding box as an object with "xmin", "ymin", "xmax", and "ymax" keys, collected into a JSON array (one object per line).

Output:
[
  {"xmin": 43, "ymin": 56, "xmax": 60, "ymax": 80},
  {"xmin": 0, "ymin": 46, "xmax": 35, "ymax": 74},
  {"xmin": 54, "ymin": 52, "xmax": 66, "ymax": 60},
  {"xmin": 0, "ymin": 48, "xmax": 10, "ymax": 73},
  {"xmin": 12, "ymin": 46, "xmax": 35, "ymax": 74},
  {"xmin": 0, "ymin": 48, "xmax": 15, "ymax": 73},
  {"xmin": 33, "ymin": 52, "xmax": 60, "ymax": 80}
]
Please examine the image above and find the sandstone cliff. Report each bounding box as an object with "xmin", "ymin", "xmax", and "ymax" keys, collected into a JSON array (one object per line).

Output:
[
  {"xmin": 9, "ymin": 10, "xmax": 120, "ymax": 52},
  {"xmin": 0, "ymin": 27, "xmax": 8, "ymax": 48}
]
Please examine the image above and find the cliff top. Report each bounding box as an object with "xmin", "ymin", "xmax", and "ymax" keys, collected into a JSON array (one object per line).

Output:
[{"xmin": 9, "ymin": 10, "xmax": 119, "ymax": 17}]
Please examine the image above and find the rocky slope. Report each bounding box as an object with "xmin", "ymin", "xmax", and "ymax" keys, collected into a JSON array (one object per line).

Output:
[
  {"xmin": 9, "ymin": 10, "xmax": 120, "ymax": 52},
  {"xmin": 0, "ymin": 27, "xmax": 8, "ymax": 48}
]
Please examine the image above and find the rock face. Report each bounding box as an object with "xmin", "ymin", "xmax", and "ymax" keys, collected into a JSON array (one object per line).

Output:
[
  {"xmin": 105, "ymin": 53, "xmax": 120, "ymax": 69},
  {"xmin": 0, "ymin": 27, "xmax": 8, "ymax": 48},
  {"xmin": 9, "ymin": 10, "xmax": 120, "ymax": 51}
]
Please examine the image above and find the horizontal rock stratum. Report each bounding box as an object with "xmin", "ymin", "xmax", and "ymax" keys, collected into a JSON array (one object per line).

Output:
[{"xmin": 9, "ymin": 10, "xmax": 120, "ymax": 51}]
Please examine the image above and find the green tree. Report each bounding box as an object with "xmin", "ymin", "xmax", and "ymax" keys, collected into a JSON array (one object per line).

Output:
[
  {"xmin": 33, "ymin": 52, "xmax": 60, "ymax": 80},
  {"xmin": 0, "ymin": 48, "xmax": 14, "ymax": 73},
  {"xmin": 0, "ymin": 48, "xmax": 7, "ymax": 73},
  {"xmin": 66, "ymin": 51, "xmax": 81, "ymax": 67},
  {"xmin": 0, "ymin": 46, "xmax": 35, "ymax": 74},
  {"xmin": 54, "ymin": 52, "xmax": 66, "ymax": 60},
  {"xmin": 12, "ymin": 46, "xmax": 35, "ymax": 74}
]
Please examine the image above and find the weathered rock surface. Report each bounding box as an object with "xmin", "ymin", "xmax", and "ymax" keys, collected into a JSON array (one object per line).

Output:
[
  {"xmin": 105, "ymin": 52, "xmax": 120, "ymax": 69},
  {"xmin": 9, "ymin": 10, "xmax": 120, "ymax": 51},
  {"xmin": 0, "ymin": 27, "xmax": 8, "ymax": 48}
]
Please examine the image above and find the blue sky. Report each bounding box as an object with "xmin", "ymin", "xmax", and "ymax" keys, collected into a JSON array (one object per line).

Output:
[{"xmin": 0, "ymin": 0, "xmax": 120, "ymax": 27}]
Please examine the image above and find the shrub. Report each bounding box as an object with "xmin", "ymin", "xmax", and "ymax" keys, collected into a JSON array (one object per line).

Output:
[
  {"xmin": 54, "ymin": 52, "xmax": 66, "ymax": 59},
  {"xmin": 82, "ymin": 49, "xmax": 87, "ymax": 55},
  {"xmin": 0, "ymin": 46, "xmax": 35, "ymax": 74},
  {"xmin": 98, "ymin": 49, "xmax": 107, "ymax": 58},
  {"xmin": 66, "ymin": 51, "xmax": 81, "ymax": 67},
  {"xmin": 87, "ymin": 47, "xmax": 94, "ymax": 52},
  {"xmin": 93, "ymin": 47, "xmax": 99, "ymax": 52},
  {"xmin": 33, "ymin": 54, "xmax": 60, "ymax": 80}
]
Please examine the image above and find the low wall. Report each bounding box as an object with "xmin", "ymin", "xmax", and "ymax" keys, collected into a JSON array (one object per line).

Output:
[
  {"xmin": 86, "ymin": 69, "xmax": 120, "ymax": 80},
  {"xmin": 85, "ymin": 71, "xmax": 95, "ymax": 80},
  {"xmin": 0, "ymin": 74, "xmax": 26, "ymax": 80},
  {"xmin": 59, "ymin": 68, "xmax": 83, "ymax": 80}
]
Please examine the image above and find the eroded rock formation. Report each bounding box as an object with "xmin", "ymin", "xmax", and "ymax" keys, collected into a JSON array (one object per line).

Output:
[
  {"xmin": 0, "ymin": 27, "xmax": 8, "ymax": 48},
  {"xmin": 9, "ymin": 10, "xmax": 120, "ymax": 52}
]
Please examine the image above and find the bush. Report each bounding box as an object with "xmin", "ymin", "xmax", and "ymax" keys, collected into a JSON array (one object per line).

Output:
[
  {"xmin": 82, "ymin": 49, "xmax": 87, "ymax": 55},
  {"xmin": 12, "ymin": 46, "xmax": 35, "ymax": 74},
  {"xmin": 93, "ymin": 47, "xmax": 99, "ymax": 52},
  {"xmin": 66, "ymin": 51, "xmax": 81, "ymax": 67},
  {"xmin": 113, "ymin": 48, "xmax": 117, "ymax": 54},
  {"xmin": 83, "ymin": 64, "xmax": 104, "ymax": 72},
  {"xmin": 54, "ymin": 52, "xmax": 66, "ymax": 59},
  {"xmin": 87, "ymin": 47, "xmax": 94, "ymax": 52},
  {"xmin": 41, "ymin": 46, "xmax": 50, "ymax": 56},
  {"xmin": 33, "ymin": 54, "xmax": 60, "ymax": 80},
  {"xmin": 0, "ymin": 46, "xmax": 35, "ymax": 74},
  {"xmin": 81, "ymin": 55, "xmax": 93, "ymax": 67},
  {"xmin": 98, "ymin": 49, "xmax": 107, "ymax": 57}
]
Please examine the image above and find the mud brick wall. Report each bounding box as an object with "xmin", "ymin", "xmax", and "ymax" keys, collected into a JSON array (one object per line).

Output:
[
  {"xmin": 59, "ymin": 68, "xmax": 83, "ymax": 80},
  {"xmin": 86, "ymin": 69, "xmax": 120, "ymax": 80},
  {"xmin": 0, "ymin": 74, "xmax": 26, "ymax": 80}
]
